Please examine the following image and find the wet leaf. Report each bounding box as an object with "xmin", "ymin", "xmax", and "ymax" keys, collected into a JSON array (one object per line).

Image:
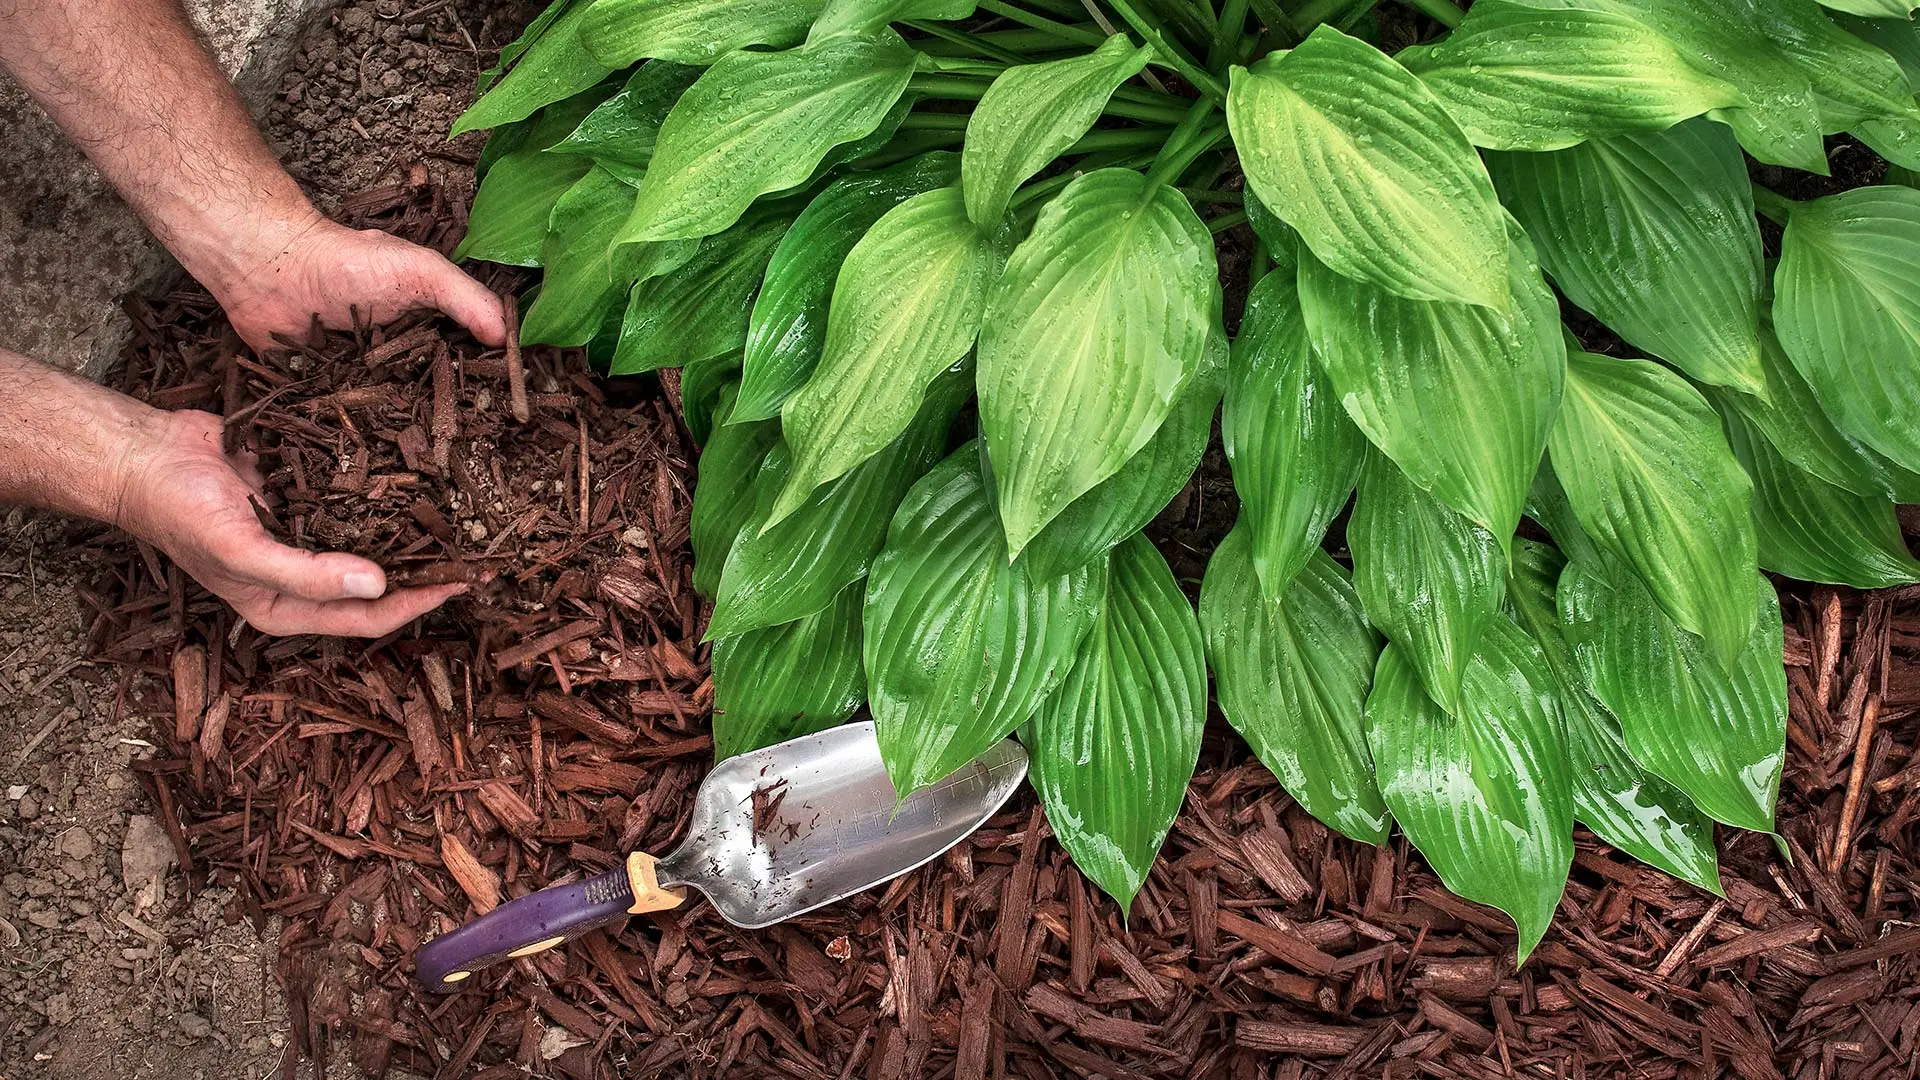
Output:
[{"xmin": 712, "ymin": 581, "xmax": 867, "ymax": 759}]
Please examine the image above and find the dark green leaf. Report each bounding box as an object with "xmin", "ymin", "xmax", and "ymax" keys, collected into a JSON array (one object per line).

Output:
[
  {"xmin": 1366, "ymin": 617, "xmax": 1573, "ymax": 960},
  {"xmin": 735, "ymin": 153, "xmax": 961, "ymax": 423},
  {"xmin": 1030, "ymin": 534, "xmax": 1206, "ymax": 910},
  {"xmin": 1227, "ymin": 25, "xmax": 1510, "ymax": 308},
  {"xmin": 1350, "ymin": 452, "xmax": 1506, "ymax": 718},
  {"xmin": 867, "ymin": 444, "xmax": 1108, "ymax": 797},
  {"xmin": 549, "ymin": 61, "xmax": 704, "ymax": 169},
  {"xmin": 452, "ymin": 1, "xmax": 613, "ymax": 136},
  {"xmin": 978, "ymin": 168, "xmax": 1217, "ymax": 557},
  {"xmin": 681, "ymin": 351, "xmax": 742, "ymax": 447},
  {"xmin": 691, "ymin": 386, "xmax": 781, "ymax": 598},
  {"xmin": 1507, "ymin": 541, "xmax": 1721, "ymax": 895},
  {"xmin": 610, "ymin": 204, "xmax": 795, "ymax": 374},
  {"xmin": 1822, "ymin": 0, "xmax": 1919, "ymax": 16},
  {"xmin": 453, "ymin": 93, "xmax": 613, "ymax": 265},
  {"xmin": 583, "ymin": 0, "xmax": 827, "ymax": 67},
  {"xmin": 708, "ymin": 366, "xmax": 968, "ymax": 638},
  {"xmin": 1487, "ymin": 119, "xmax": 1766, "ymax": 396},
  {"xmin": 519, "ymin": 167, "xmax": 640, "ymax": 347},
  {"xmin": 1547, "ymin": 351, "xmax": 1758, "ymax": 670},
  {"xmin": 1298, "ymin": 221, "xmax": 1566, "ymax": 545},
  {"xmin": 1224, "ymin": 269, "xmax": 1364, "ymax": 601},
  {"xmin": 1202, "ymin": 527, "xmax": 1389, "ymax": 845},
  {"xmin": 711, "ymin": 581, "xmax": 866, "ymax": 759},
  {"xmin": 1559, "ymin": 559, "xmax": 1786, "ymax": 834},
  {"xmin": 615, "ymin": 31, "xmax": 918, "ymax": 245}
]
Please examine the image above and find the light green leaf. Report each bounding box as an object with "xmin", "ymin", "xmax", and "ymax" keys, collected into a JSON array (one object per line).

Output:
[
  {"xmin": 1546, "ymin": 351, "xmax": 1758, "ymax": 671},
  {"xmin": 614, "ymin": 32, "xmax": 918, "ymax": 245},
  {"xmin": 711, "ymin": 581, "xmax": 866, "ymax": 759},
  {"xmin": 691, "ymin": 386, "xmax": 781, "ymax": 598},
  {"xmin": 735, "ymin": 153, "xmax": 961, "ymax": 423},
  {"xmin": 867, "ymin": 444, "xmax": 1109, "ymax": 797},
  {"xmin": 1350, "ymin": 452, "xmax": 1506, "ymax": 718},
  {"xmin": 810, "ymin": 0, "xmax": 976, "ymax": 40},
  {"xmin": 1507, "ymin": 541, "xmax": 1721, "ymax": 895},
  {"xmin": 1559, "ymin": 559, "xmax": 1785, "ymax": 834},
  {"xmin": 978, "ymin": 169, "xmax": 1217, "ymax": 557},
  {"xmin": 771, "ymin": 188, "xmax": 1011, "ymax": 523},
  {"xmin": 549, "ymin": 61, "xmax": 704, "ymax": 169},
  {"xmin": 519, "ymin": 167, "xmax": 640, "ymax": 347},
  {"xmin": 1030, "ymin": 534, "xmax": 1206, "ymax": 910},
  {"xmin": 1724, "ymin": 411, "xmax": 1920, "ymax": 587},
  {"xmin": 476, "ymin": 0, "xmax": 582, "ymax": 95},
  {"xmin": 1773, "ymin": 186, "xmax": 1920, "ymax": 473},
  {"xmin": 582, "ymin": 0, "xmax": 827, "ymax": 67},
  {"xmin": 1400, "ymin": 0, "xmax": 1741, "ymax": 151},
  {"xmin": 1365, "ymin": 617, "xmax": 1574, "ymax": 960},
  {"xmin": 1297, "ymin": 222, "xmax": 1566, "ymax": 545},
  {"xmin": 1702, "ymin": 316, "xmax": 1897, "ymax": 498},
  {"xmin": 1486, "ymin": 119, "xmax": 1766, "ymax": 396},
  {"xmin": 1224, "ymin": 270, "xmax": 1364, "ymax": 602},
  {"xmin": 1822, "ymin": 0, "xmax": 1919, "ymax": 15},
  {"xmin": 454, "ymin": 93, "xmax": 612, "ymax": 265},
  {"xmin": 610, "ymin": 204, "xmax": 795, "ymax": 374},
  {"xmin": 961, "ymin": 37, "xmax": 1153, "ymax": 227},
  {"xmin": 1017, "ymin": 327, "xmax": 1225, "ymax": 582},
  {"xmin": 1226, "ymin": 25, "xmax": 1509, "ymax": 308},
  {"xmin": 708, "ymin": 367, "xmax": 967, "ymax": 638},
  {"xmin": 452, "ymin": 1, "xmax": 614, "ymax": 136},
  {"xmin": 1202, "ymin": 527, "xmax": 1389, "ymax": 845}
]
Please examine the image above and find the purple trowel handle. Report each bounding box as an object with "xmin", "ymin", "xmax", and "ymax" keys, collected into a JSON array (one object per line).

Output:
[{"xmin": 415, "ymin": 868, "xmax": 634, "ymax": 993}]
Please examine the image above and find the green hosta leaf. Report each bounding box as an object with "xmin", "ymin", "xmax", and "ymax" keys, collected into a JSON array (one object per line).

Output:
[
  {"xmin": 1486, "ymin": 119, "xmax": 1766, "ymax": 396},
  {"xmin": 582, "ymin": 0, "xmax": 827, "ymax": 67},
  {"xmin": 1750, "ymin": 0, "xmax": 1920, "ymax": 131},
  {"xmin": 735, "ymin": 153, "xmax": 961, "ymax": 423},
  {"xmin": 610, "ymin": 204, "xmax": 795, "ymax": 374},
  {"xmin": 1202, "ymin": 527, "xmax": 1389, "ymax": 845},
  {"xmin": 1298, "ymin": 222, "xmax": 1566, "ymax": 545},
  {"xmin": 1030, "ymin": 534, "xmax": 1206, "ymax": 910},
  {"xmin": 1224, "ymin": 270, "xmax": 1364, "ymax": 601},
  {"xmin": 712, "ymin": 582, "xmax": 866, "ymax": 759},
  {"xmin": 1507, "ymin": 541, "xmax": 1721, "ymax": 895},
  {"xmin": 978, "ymin": 169, "xmax": 1217, "ymax": 557},
  {"xmin": 1365, "ymin": 618, "xmax": 1573, "ymax": 960},
  {"xmin": 1350, "ymin": 452, "xmax": 1506, "ymax": 718},
  {"xmin": 1399, "ymin": 0, "xmax": 1740, "ymax": 152},
  {"xmin": 550, "ymin": 61, "xmax": 704, "ymax": 169},
  {"xmin": 681, "ymin": 352, "xmax": 742, "ymax": 447},
  {"xmin": 1227, "ymin": 25, "xmax": 1508, "ymax": 308},
  {"xmin": 615, "ymin": 32, "xmax": 918, "ymax": 245},
  {"xmin": 1724, "ymin": 411, "xmax": 1920, "ymax": 587},
  {"xmin": 961, "ymin": 37, "xmax": 1153, "ymax": 227},
  {"xmin": 1547, "ymin": 351, "xmax": 1758, "ymax": 671},
  {"xmin": 691, "ymin": 387, "xmax": 781, "ymax": 597},
  {"xmin": 1244, "ymin": 191, "xmax": 1295, "ymax": 252},
  {"xmin": 519, "ymin": 167, "xmax": 639, "ymax": 347},
  {"xmin": 1822, "ymin": 0, "xmax": 1919, "ymax": 14},
  {"xmin": 454, "ymin": 93, "xmax": 613, "ymax": 265},
  {"xmin": 708, "ymin": 367, "xmax": 967, "ymax": 638},
  {"xmin": 1702, "ymin": 317, "xmax": 1897, "ymax": 498},
  {"xmin": 1835, "ymin": 12, "xmax": 1920, "ymax": 164},
  {"xmin": 1525, "ymin": 463, "xmax": 1610, "ymax": 573},
  {"xmin": 1559, "ymin": 559, "xmax": 1786, "ymax": 835},
  {"xmin": 810, "ymin": 0, "xmax": 976, "ymax": 40},
  {"xmin": 1773, "ymin": 186, "xmax": 1920, "ymax": 473},
  {"xmin": 1020, "ymin": 327, "xmax": 1224, "ymax": 582},
  {"xmin": 867, "ymin": 445, "xmax": 1108, "ymax": 797},
  {"xmin": 477, "ymin": 0, "xmax": 581, "ymax": 95},
  {"xmin": 771, "ymin": 189, "xmax": 1012, "ymax": 523},
  {"xmin": 453, "ymin": 1, "xmax": 613, "ymax": 136}
]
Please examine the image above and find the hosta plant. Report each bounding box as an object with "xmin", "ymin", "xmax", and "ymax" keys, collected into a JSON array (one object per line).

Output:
[{"xmin": 453, "ymin": 0, "xmax": 1920, "ymax": 957}]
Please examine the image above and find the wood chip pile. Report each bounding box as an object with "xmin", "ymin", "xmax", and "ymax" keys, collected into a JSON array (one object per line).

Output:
[{"xmin": 83, "ymin": 177, "xmax": 1920, "ymax": 1080}]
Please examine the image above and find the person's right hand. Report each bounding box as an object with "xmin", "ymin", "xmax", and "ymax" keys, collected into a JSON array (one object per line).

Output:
[{"xmin": 113, "ymin": 409, "xmax": 464, "ymax": 637}]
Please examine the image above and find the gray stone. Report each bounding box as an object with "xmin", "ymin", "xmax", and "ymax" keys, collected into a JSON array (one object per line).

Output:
[{"xmin": 0, "ymin": 0, "xmax": 341, "ymax": 378}]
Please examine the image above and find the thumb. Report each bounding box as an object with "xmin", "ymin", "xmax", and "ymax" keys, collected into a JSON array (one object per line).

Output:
[
  {"xmin": 416, "ymin": 249, "xmax": 508, "ymax": 346},
  {"xmin": 224, "ymin": 527, "xmax": 392, "ymax": 602}
]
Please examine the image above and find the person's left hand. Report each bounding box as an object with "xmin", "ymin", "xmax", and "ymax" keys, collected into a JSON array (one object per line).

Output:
[{"xmin": 211, "ymin": 213, "xmax": 508, "ymax": 353}]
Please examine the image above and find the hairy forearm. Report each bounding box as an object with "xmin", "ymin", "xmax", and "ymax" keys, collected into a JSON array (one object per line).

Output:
[
  {"xmin": 0, "ymin": 0, "xmax": 323, "ymax": 295},
  {"xmin": 0, "ymin": 348, "xmax": 156, "ymax": 527}
]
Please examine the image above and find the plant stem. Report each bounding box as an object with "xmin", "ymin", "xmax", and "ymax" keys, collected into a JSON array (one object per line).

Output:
[
  {"xmin": 908, "ymin": 73, "xmax": 1191, "ymax": 123},
  {"xmin": 1179, "ymin": 187, "xmax": 1244, "ymax": 204},
  {"xmin": 1751, "ymin": 184, "xmax": 1797, "ymax": 226},
  {"xmin": 1107, "ymin": 0, "xmax": 1229, "ymax": 99},
  {"xmin": 852, "ymin": 129, "xmax": 966, "ymax": 168},
  {"xmin": 1010, "ymin": 0, "xmax": 1092, "ymax": 19},
  {"xmin": 907, "ymin": 23, "xmax": 1033, "ymax": 65},
  {"xmin": 1245, "ymin": 0, "xmax": 1299, "ymax": 46},
  {"xmin": 898, "ymin": 112, "xmax": 973, "ymax": 130},
  {"xmin": 1289, "ymin": 0, "xmax": 1349, "ymax": 27},
  {"xmin": 1207, "ymin": 209, "xmax": 1249, "ymax": 234},
  {"xmin": 1397, "ymin": 0, "xmax": 1462, "ymax": 27},
  {"xmin": 1248, "ymin": 237, "xmax": 1271, "ymax": 287},
  {"xmin": 917, "ymin": 54, "xmax": 1008, "ymax": 74},
  {"xmin": 978, "ymin": 0, "xmax": 1110, "ymax": 45},
  {"xmin": 1144, "ymin": 99, "xmax": 1223, "ymax": 189},
  {"xmin": 1070, "ymin": 127, "xmax": 1177, "ymax": 153},
  {"xmin": 910, "ymin": 27, "xmax": 1096, "ymax": 55},
  {"xmin": 1010, "ymin": 149, "xmax": 1158, "ymax": 213},
  {"xmin": 1208, "ymin": 0, "xmax": 1253, "ymax": 67}
]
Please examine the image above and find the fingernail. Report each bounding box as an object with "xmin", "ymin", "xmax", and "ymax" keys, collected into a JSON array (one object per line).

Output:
[{"xmin": 343, "ymin": 570, "xmax": 386, "ymax": 599}]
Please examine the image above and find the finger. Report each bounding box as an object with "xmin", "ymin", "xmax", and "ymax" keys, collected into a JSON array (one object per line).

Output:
[
  {"xmin": 417, "ymin": 251, "xmax": 508, "ymax": 346},
  {"xmin": 220, "ymin": 529, "xmax": 393, "ymax": 603},
  {"xmin": 243, "ymin": 584, "xmax": 466, "ymax": 638}
]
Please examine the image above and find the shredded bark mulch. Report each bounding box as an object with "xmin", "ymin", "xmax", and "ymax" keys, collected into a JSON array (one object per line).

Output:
[{"xmin": 81, "ymin": 175, "xmax": 1920, "ymax": 1080}]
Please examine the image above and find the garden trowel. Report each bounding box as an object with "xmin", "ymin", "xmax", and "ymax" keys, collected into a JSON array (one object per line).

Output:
[{"xmin": 416, "ymin": 721, "xmax": 1027, "ymax": 992}]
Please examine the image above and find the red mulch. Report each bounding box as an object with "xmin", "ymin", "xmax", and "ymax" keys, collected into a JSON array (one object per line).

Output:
[{"xmin": 83, "ymin": 175, "xmax": 1920, "ymax": 1080}]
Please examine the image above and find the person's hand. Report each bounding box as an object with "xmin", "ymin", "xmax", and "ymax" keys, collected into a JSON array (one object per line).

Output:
[
  {"xmin": 113, "ymin": 409, "xmax": 465, "ymax": 637},
  {"xmin": 210, "ymin": 211, "xmax": 509, "ymax": 354}
]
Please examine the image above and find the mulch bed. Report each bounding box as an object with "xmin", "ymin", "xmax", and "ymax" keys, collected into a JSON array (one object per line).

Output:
[{"xmin": 78, "ymin": 173, "xmax": 1920, "ymax": 1080}]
